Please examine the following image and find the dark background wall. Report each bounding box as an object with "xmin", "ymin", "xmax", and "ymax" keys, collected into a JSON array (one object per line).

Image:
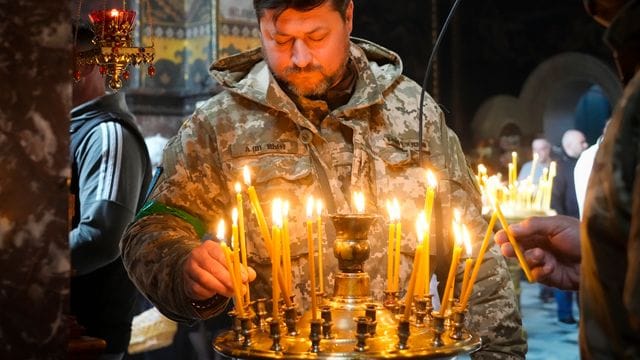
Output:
[{"xmin": 352, "ymin": 0, "xmax": 613, "ymax": 148}]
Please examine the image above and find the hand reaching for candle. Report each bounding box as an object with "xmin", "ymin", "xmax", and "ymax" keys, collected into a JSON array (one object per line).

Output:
[
  {"xmin": 494, "ymin": 215, "xmax": 581, "ymax": 291},
  {"xmin": 182, "ymin": 240, "xmax": 256, "ymax": 300}
]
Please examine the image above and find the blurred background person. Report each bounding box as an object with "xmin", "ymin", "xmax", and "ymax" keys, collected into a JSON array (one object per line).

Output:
[{"xmin": 70, "ymin": 23, "xmax": 152, "ymax": 359}]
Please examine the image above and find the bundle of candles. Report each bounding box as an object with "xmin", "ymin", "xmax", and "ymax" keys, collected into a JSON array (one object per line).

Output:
[
  {"xmin": 212, "ymin": 165, "xmax": 534, "ymax": 358},
  {"xmin": 477, "ymin": 152, "xmax": 557, "ymax": 219}
]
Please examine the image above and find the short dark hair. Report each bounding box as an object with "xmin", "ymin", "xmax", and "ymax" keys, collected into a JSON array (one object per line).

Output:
[{"xmin": 253, "ymin": 0, "xmax": 351, "ymax": 22}]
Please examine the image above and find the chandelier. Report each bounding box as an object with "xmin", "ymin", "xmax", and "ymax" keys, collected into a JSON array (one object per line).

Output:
[{"xmin": 73, "ymin": 4, "xmax": 155, "ymax": 90}]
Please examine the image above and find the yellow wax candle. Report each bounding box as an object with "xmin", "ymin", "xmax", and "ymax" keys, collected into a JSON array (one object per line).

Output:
[
  {"xmin": 231, "ymin": 209, "xmax": 245, "ymax": 310},
  {"xmin": 271, "ymin": 199, "xmax": 282, "ymax": 320},
  {"xmin": 414, "ymin": 213, "xmax": 427, "ymax": 296},
  {"xmin": 393, "ymin": 198, "xmax": 402, "ymax": 292},
  {"xmin": 403, "ymin": 244, "xmax": 423, "ymax": 320},
  {"xmin": 440, "ymin": 221, "xmax": 464, "ymax": 316},
  {"xmin": 316, "ymin": 200, "xmax": 324, "ymax": 294},
  {"xmin": 424, "ymin": 170, "xmax": 437, "ymax": 225},
  {"xmin": 218, "ymin": 220, "xmax": 244, "ymax": 317},
  {"xmin": 508, "ymin": 163, "xmax": 515, "ymax": 187},
  {"xmin": 459, "ymin": 230, "xmax": 473, "ymax": 300},
  {"xmin": 282, "ymin": 200, "xmax": 292, "ymax": 295},
  {"xmin": 386, "ymin": 200, "xmax": 396, "ymax": 292},
  {"xmin": 243, "ymin": 167, "xmax": 291, "ymax": 306},
  {"xmin": 460, "ymin": 210, "xmax": 497, "ymax": 309},
  {"xmin": 234, "ymin": 184, "xmax": 249, "ymax": 295},
  {"xmin": 495, "ymin": 203, "xmax": 534, "ymax": 282},
  {"xmin": 306, "ymin": 197, "xmax": 318, "ymax": 320},
  {"xmin": 420, "ymin": 218, "xmax": 431, "ymax": 296}
]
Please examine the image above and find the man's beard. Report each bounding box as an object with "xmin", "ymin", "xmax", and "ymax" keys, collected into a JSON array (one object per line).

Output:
[{"xmin": 276, "ymin": 64, "xmax": 341, "ymax": 98}]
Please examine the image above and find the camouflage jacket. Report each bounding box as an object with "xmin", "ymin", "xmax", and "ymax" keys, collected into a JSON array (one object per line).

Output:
[
  {"xmin": 580, "ymin": 2, "xmax": 640, "ymax": 357},
  {"xmin": 121, "ymin": 38, "xmax": 526, "ymax": 359}
]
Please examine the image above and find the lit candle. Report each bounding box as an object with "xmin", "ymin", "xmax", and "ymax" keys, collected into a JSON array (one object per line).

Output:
[
  {"xmin": 231, "ymin": 209, "xmax": 245, "ymax": 308},
  {"xmin": 420, "ymin": 212, "xmax": 431, "ymax": 296},
  {"xmin": 512, "ymin": 151, "xmax": 518, "ymax": 180},
  {"xmin": 386, "ymin": 200, "xmax": 397, "ymax": 292},
  {"xmin": 460, "ymin": 210, "xmax": 497, "ymax": 310},
  {"xmin": 459, "ymin": 227, "xmax": 474, "ymax": 301},
  {"xmin": 306, "ymin": 197, "xmax": 318, "ymax": 320},
  {"xmin": 234, "ymin": 183, "xmax": 250, "ymax": 304},
  {"xmin": 508, "ymin": 163, "xmax": 515, "ymax": 187},
  {"xmin": 243, "ymin": 166, "xmax": 272, "ymax": 248},
  {"xmin": 424, "ymin": 170, "xmax": 437, "ymax": 225},
  {"xmin": 316, "ymin": 199, "xmax": 324, "ymax": 294},
  {"xmin": 440, "ymin": 219, "xmax": 464, "ymax": 316},
  {"xmin": 414, "ymin": 212, "xmax": 427, "ymax": 296},
  {"xmin": 353, "ymin": 191, "xmax": 366, "ymax": 214},
  {"xmin": 494, "ymin": 201, "xmax": 534, "ymax": 282},
  {"xmin": 271, "ymin": 199, "xmax": 282, "ymax": 320},
  {"xmin": 392, "ymin": 198, "xmax": 402, "ymax": 292},
  {"xmin": 218, "ymin": 220, "xmax": 244, "ymax": 317},
  {"xmin": 243, "ymin": 167, "xmax": 291, "ymax": 306},
  {"xmin": 282, "ymin": 200, "xmax": 292, "ymax": 295},
  {"xmin": 403, "ymin": 239, "xmax": 423, "ymax": 320}
]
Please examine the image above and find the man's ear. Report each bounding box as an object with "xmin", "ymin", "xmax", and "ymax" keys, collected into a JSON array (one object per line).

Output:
[{"xmin": 345, "ymin": 0, "xmax": 354, "ymax": 34}]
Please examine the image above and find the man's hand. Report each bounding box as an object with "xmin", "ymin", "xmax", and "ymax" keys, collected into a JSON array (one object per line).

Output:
[
  {"xmin": 182, "ymin": 240, "xmax": 256, "ymax": 300},
  {"xmin": 494, "ymin": 215, "xmax": 581, "ymax": 290}
]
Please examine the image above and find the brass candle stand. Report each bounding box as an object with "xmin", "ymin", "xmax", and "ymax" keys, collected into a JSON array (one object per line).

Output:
[{"xmin": 213, "ymin": 213, "xmax": 481, "ymax": 359}]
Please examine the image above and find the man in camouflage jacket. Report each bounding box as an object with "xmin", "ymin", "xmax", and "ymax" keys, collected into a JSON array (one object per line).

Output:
[{"xmin": 122, "ymin": 1, "xmax": 526, "ymax": 358}]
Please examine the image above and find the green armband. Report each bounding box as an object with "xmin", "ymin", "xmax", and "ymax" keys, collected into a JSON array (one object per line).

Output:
[{"xmin": 135, "ymin": 200, "xmax": 207, "ymax": 238}]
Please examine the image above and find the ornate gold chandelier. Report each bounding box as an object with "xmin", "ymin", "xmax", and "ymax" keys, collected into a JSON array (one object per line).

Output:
[{"xmin": 73, "ymin": 4, "xmax": 155, "ymax": 90}]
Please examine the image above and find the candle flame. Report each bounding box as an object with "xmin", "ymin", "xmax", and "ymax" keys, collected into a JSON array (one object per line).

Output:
[
  {"xmin": 272, "ymin": 198, "xmax": 283, "ymax": 228},
  {"xmin": 110, "ymin": 9, "xmax": 119, "ymax": 17},
  {"xmin": 512, "ymin": 151, "xmax": 517, "ymax": 159},
  {"xmin": 306, "ymin": 196, "xmax": 314, "ymax": 219},
  {"xmin": 462, "ymin": 225, "xmax": 472, "ymax": 257},
  {"xmin": 392, "ymin": 198, "xmax": 400, "ymax": 220},
  {"xmin": 216, "ymin": 220, "xmax": 226, "ymax": 242},
  {"xmin": 386, "ymin": 200, "xmax": 393, "ymax": 220},
  {"xmin": 234, "ymin": 182, "xmax": 241, "ymax": 194},
  {"xmin": 426, "ymin": 169, "xmax": 437, "ymax": 189},
  {"xmin": 316, "ymin": 199, "xmax": 324, "ymax": 216},
  {"xmin": 353, "ymin": 191, "xmax": 365, "ymax": 214},
  {"xmin": 283, "ymin": 200, "xmax": 290, "ymax": 217},
  {"xmin": 232, "ymin": 208, "xmax": 238, "ymax": 225},
  {"xmin": 242, "ymin": 166, "xmax": 251, "ymax": 186}
]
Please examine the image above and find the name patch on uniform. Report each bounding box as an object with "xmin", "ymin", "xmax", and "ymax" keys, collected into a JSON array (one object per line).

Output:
[{"xmin": 230, "ymin": 141, "xmax": 299, "ymax": 157}]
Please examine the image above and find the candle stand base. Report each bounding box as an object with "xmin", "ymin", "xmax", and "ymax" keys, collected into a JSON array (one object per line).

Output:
[{"xmin": 214, "ymin": 214, "xmax": 480, "ymax": 359}]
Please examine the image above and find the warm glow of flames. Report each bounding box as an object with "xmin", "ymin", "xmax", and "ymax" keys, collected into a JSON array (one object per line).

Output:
[
  {"xmin": 306, "ymin": 196, "xmax": 314, "ymax": 220},
  {"xmin": 462, "ymin": 225, "xmax": 472, "ymax": 256},
  {"xmin": 426, "ymin": 169, "xmax": 437, "ymax": 189},
  {"xmin": 316, "ymin": 199, "xmax": 324, "ymax": 217},
  {"xmin": 110, "ymin": 9, "xmax": 119, "ymax": 17},
  {"xmin": 272, "ymin": 198, "xmax": 283, "ymax": 228},
  {"xmin": 416, "ymin": 211, "xmax": 427, "ymax": 244},
  {"xmin": 353, "ymin": 191, "xmax": 365, "ymax": 214},
  {"xmin": 216, "ymin": 220, "xmax": 226, "ymax": 242},
  {"xmin": 243, "ymin": 166, "xmax": 251, "ymax": 186},
  {"xmin": 234, "ymin": 182, "xmax": 241, "ymax": 194},
  {"xmin": 283, "ymin": 200, "xmax": 290, "ymax": 217},
  {"xmin": 232, "ymin": 208, "xmax": 238, "ymax": 225}
]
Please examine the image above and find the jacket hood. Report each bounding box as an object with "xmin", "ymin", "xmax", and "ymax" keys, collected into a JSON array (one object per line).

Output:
[{"xmin": 209, "ymin": 38, "xmax": 403, "ymax": 110}]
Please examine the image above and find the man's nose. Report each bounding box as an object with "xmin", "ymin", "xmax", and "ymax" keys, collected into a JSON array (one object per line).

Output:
[{"xmin": 291, "ymin": 39, "xmax": 312, "ymax": 68}]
